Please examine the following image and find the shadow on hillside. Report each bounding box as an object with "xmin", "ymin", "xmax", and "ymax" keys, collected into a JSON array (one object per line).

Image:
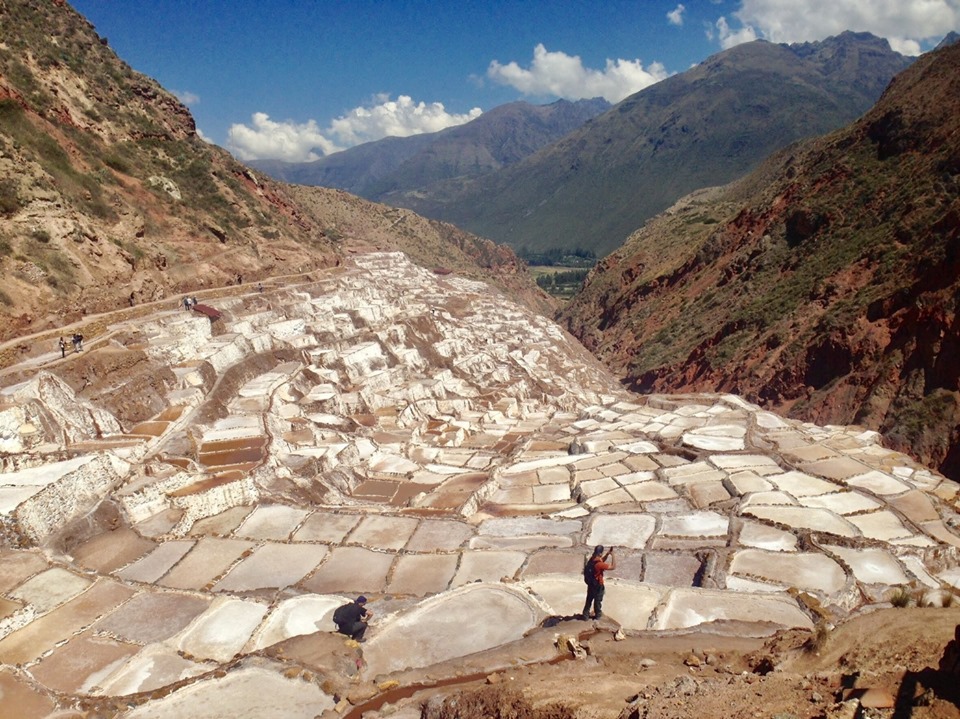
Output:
[{"xmin": 893, "ymin": 668, "xmax": 959, "ymax": 717}]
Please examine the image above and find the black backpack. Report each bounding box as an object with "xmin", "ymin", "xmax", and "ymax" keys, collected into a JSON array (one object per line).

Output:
[
  {"xmin": 583, "ymin": 557, "xmax": 600, "ymax": 587},
  {"xmin": 332, "ymin": 603, "xmax": 350, "ymax": 626}
]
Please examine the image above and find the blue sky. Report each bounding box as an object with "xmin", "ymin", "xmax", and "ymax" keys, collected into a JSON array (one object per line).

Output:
[{"xmin": 70, "ymin": 0, "xmax": 959, "ymax": 162}]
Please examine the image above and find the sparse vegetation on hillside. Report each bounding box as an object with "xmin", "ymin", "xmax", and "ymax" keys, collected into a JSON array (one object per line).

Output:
[{"xmin": 0, "ymin": 0, "xmax": 547, "ymax": 340}]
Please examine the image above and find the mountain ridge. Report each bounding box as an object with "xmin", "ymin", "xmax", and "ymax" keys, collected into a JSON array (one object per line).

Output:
[
  {"xmin": 250, "ymin": 98, "xmax": 610, "ymax": 199},
  {"xmin": 379, "ymin": 32, "xmax": 913, "ymax": 257}
]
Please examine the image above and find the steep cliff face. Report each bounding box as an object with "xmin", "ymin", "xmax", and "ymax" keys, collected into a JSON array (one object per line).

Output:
[
  {"xmin": 561, "ymin": 44, "xmax": 960, "ymax": 478},
  {"xmin": 0, "ymin": 0, "xmax": 548, "ymax": 343},
  {"xmin": 0, "ymin": 0, "xmax": 338, "ymax": 340}
]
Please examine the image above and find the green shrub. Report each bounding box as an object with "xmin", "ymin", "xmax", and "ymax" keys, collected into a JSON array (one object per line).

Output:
[
  {"xmin": 890, "ymin": 587, "xmax": 912, "ymax": 608},
  {"xmin": 0, "ymin": 178, "xmax": 20, "ymax": 216}
]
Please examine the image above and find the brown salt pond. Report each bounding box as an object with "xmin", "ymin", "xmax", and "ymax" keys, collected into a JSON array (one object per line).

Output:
[
  {"xmin": 168, "ymin": 473, "xmax": 248, "ymax": 498},
  {"xmin": 198, "ymin": 436, "xmax": 267, "ymax": 469},
  {"xmin": 0, "ymin": 669, "xmax": 55, "ymax": 718}
]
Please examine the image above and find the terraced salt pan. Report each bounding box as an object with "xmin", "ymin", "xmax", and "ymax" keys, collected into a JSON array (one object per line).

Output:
[
  {"xmin": 655, "ymin": 588, "xmax": 813, "ymax": 631},
  {"xmin": 738, "ymin": 521, "xmax": 798, "ymax": 552},
  {"xmin": 708, "ymin": 454, "xmax": 782, "ymax": 473},
  {"xmin": 642, "ymin": 552, "xmax": 702, "ymax": 586},
  {"xmin": 30, "ymin": 630, "xmax": 140, "ymax": 694},
  {"xmin": 452, "ymin": 550, "xmax": 526, "ymax": 586},
  {"xmin": 725, "ymin": 472, "xmax": 775, "ymax": 495},
  {"xmin": 660, "ymin": 512, "xmax": 728, "ymax": 538},
  {"xmin": 889, "ymin": 490, "xmax": 941, "ymax": 524},
  {"xmin": 176, "ymin": 598, "xmax": 269, "ymax": 662},
  {"xmin": 0, "ymin": 667, "xmax": 55, "ymax": 717},
  {"xmin": 823, "ymin": 546, "xmax": 909, "ymax": 585},
  {"xmin": 9, "ymin": 567, "xmax": 91, "ymax": 613},
  {"xmin": 661, "ymin": 462, "xmax": 728, "ymax": 486},
  {"xmin": 234, "ymin": 504, "xmax": 310, "ymax": 540},
  {"xmin": 729, "ymin": 549, "xmax": 847, "ymax": 595},
  {"xmin": 347, "ymin": 515, "xmax": 420, "ymax": 550},
  {"xmin": 158, "ymin": 537, "xmax": 253, "ymax": 590},
  {"xmin": 293, "ymin": 512, "xmax": 361, "ymax": 543},
  {"xmin": 202, "ymin": 416, "xmax": 263, "ymax": 442},
  {"xmin": 846, "ymin": 511, "xmax": 913, "ymax": 541},
  {"xmin": 117, "ymin": 540, "xmax": 195, "ymax": 583},
  {"xmin": 526, "ymin": 576, "xmax": 660, "ymax": 629},
  {"xmin": 301, "ymin": 546, "xmax": 395, "ymax": 594},
  {"xmin": 800, "ymin": 491, "xmax": 882, "ymax": 515},
  {"xmin": 6, "ymin": 252, "xmax": 960, "ymax": 708},
  {"xmin": 0, "ymin": 550, "xmax": 49, "ymax": 594},
  {"xmin": 213, "ymin": 543, "xmax": 324, "ymax": 591},
  {"xmin": 586, "ymin": 514, "xmax": 656, "ymax": 549},
  {"xmin": 742, "ymin": 506, "xmax": 860, "ymax": 537},
  {"xmin": 522, "ymin": 551, "xmax": 585, "ymax": 578},
  {"xmin": 126, "ymin": 663, "xmax": 334, "ymax": 719},
  {"xmin": 766, "ymin": 471, "xmax": 839, "ymax": 497},
  {"xmin": 0, "ymin": 579, "xmax": 135, "ymax": 665},
  {"xmin": 624, "ymin": 481, "xmax": 679, "ymax": 503},
  {"xmin": 0, "ymin": 454, "xmax": 129, "ymax": 543},
  {"xmin": 362, "ymin": 584, "xmax": 543, "ymax": 676},
  {"xmin": 95, "ymin": 590, "xmax": 211, "ymax": 644},
  {"xmin": 477, "ymin": 517, "xmax": 582, "ymax": 537},
  {"xmin": 98, "ymin": 644, "xmax": 209, "ymax": 696},
  {"xmin": 681, "ymin": 430, "xmax": 745, "ymax": 451},
  {"xmin": 470, "ymin": 535, "xmax": 574, "ymax": 550},
  {"xmin": 247, "ymin": 595, "xmax": 343, "ymax": 650}
]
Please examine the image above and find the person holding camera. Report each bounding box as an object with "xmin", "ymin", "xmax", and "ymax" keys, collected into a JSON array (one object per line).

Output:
[{"xmin": 582, "ymin": 545, "xmax": 615, "ymax": 620}]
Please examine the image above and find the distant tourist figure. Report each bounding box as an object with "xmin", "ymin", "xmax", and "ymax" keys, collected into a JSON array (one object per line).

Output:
[
  {"xmin": 183, "ymin": 296, "xmax": 191, "ymax": 311},
  {"xmin": 236, "ymin": 273, "xmax": 243, "ymax": 285},
  {"xmin": 71, "ymin": 333, "xmax": 83, "ymax": 353},
  {"xmin": 581, "ymin": 545, "xmax": 615, "ymax": 620},
  {"xmin": 257, "ymin": 282, "xmax": 263, "ymax": 293},
  {"xmin": 58, "ymin": 336, "xmax": 66, "ymax": 358},
  {"xmin": 333, "ymin": 595, "xmax": 373, "ymax": 642}
]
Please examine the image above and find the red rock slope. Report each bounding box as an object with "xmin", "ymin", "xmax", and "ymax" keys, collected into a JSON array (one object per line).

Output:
[{"xmin": 561, "ymin": 43, "xmax": 960, "ymax": 478}]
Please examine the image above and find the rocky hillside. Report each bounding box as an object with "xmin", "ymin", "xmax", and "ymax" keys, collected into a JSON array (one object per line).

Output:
[
  {"xmin": 560, "ymin": 42, "xmax": 960, "ymax": 478},
  {"xmin": 0, "ymin": 0, "xmax": 548, "ymax": 343},
  {"xmin": 395, "ymin": 33, "xmax": 912, "ymax": 257},
  {"xmin": 251, "ymin": 98, "xmax": 610, "ymax": 200}
]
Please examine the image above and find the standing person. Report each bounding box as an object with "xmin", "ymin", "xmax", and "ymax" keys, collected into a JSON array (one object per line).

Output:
[
  {"xmin": 58, "ymin": 337, "xmax": 66, "ymax": 358},
  {"xmin": 582, "ymin": 545, "xmax": 615, "ymax": 620},
  {"xmin": 333, "ymin": 596, "xmax": 373, "ymax": 642}
]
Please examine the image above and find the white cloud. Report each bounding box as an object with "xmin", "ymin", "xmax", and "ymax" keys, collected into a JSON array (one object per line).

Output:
[
  {"xmin": 487, "ymin": 44, "xmax": 669, "ymax": 103},
  {"xmin": 227, "ymin": 113, "xmax": 338, "ymax": 162},
  {"xmin": 713, "ymin": 0, "xmax": 960, "ymax": 53},
  {"xmin": 715, "ymin": 16, "xmax": 759, "ymax": 48},
  {"xmin": 226, "ymin": 96, "xmax": 482, "ymax": 162},
  {"xmin": 667, "ymin": 4, "xmax": 686, "ymax": 26},
  {"xmin": 173, "ymin": 89, "xmax": 199, "ymax": 106},
  {"xmin": 326, "ymin": 94, "xmax": 482, "ymax": 148}
]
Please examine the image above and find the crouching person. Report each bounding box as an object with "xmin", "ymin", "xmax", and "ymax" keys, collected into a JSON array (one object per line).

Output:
[{"xmin": 333, "ymin": 595, "xmax": 373, "ymax": 642}]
